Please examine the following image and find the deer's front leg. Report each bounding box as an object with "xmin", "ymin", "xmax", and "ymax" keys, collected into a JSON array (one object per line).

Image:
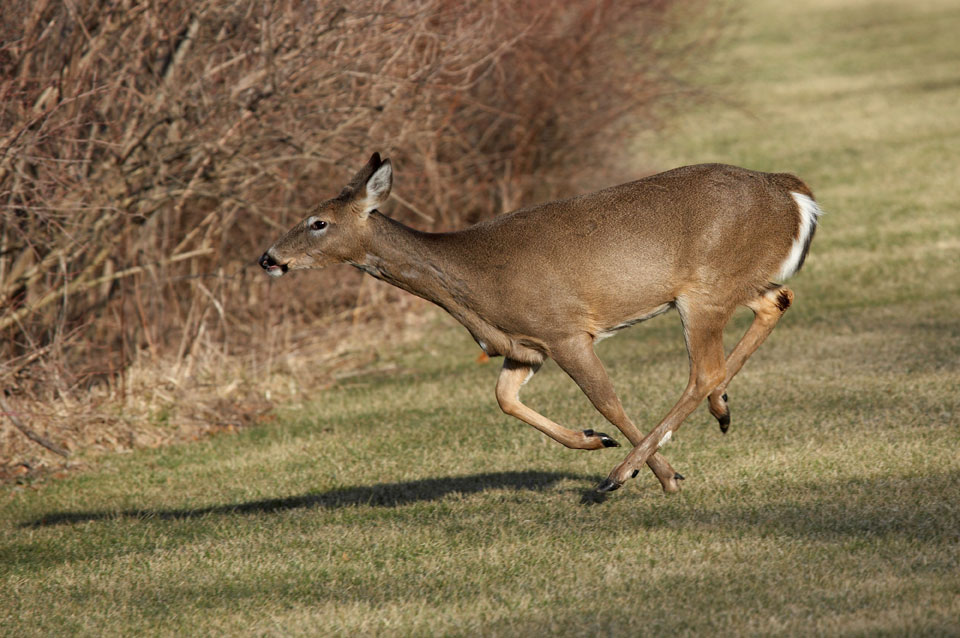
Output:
[
  {"xmin": 550, "ymin": 335, "xmax": 683, "ymax": 494},
  {"xmin": 496, "ymin": 359, "xmax": 620, "ymax": 449}
]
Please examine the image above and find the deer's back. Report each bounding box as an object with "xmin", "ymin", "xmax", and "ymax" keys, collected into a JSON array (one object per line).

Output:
[{"xmin": 433, "ymin": 164, "xmax": 808, "ymax": 340}]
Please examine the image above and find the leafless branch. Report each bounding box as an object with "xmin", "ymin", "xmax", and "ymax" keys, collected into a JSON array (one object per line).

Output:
[{"xmin": 0, "ymin": 395, "xmax": 70, "ymax": 457}]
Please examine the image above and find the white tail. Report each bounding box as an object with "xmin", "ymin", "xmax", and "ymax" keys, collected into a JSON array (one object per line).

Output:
[
  {"xmin": 777, "ymin": 193, "xmax": 823, "ymax": 281},
  {"xmin": 260, "ymin": 154, "xmax": 822, "ymax": 495}
]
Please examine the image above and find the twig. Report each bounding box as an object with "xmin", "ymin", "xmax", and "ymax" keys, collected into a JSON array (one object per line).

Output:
[
  {"xmin": 0, "ymin": 396, "xmax": 70, "ymax": 457},
  {"xmin": 0, "ymin": 247, "xmax": 213, "ymax": 333},
  {"xmin": 170, "ymin": 109, "xmax": 255, "ymax": 254}
]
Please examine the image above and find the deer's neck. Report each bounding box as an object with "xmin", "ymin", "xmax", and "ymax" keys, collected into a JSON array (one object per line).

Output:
[
  {"xmin": 350, "ymin": 212, "xmax": 517, "ymax": 358},
  {"xmin": 350, "ymin": 212, "xmax": 467, "ymax": 309}
]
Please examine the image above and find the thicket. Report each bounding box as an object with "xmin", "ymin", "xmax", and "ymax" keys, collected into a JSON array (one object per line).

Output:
[{"xmin": 1, "ymin": 0, "xmax": 720, "ymax": 469}]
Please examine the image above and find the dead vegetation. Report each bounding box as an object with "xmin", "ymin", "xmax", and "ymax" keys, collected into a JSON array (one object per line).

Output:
[{"xmin": 0, "ymin": 0, "xmax": 721, "ymax": 472}]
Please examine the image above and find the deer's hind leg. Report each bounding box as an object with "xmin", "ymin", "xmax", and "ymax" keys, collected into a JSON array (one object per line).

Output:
[
  {"xmin": 706, "ymin": 286, "xmax": 794, "ymax": 433},
  {"xmin": 597, "ymin": 298, "xmax": 730, "ymax": 492}
]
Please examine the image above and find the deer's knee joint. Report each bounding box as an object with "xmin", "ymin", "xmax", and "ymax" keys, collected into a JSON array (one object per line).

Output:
[
  {"xmin": 694, "ymin": 366, "xmax": 726, "ymax": 398},
  {"xmin": 756, "ymin": 286, "xmax": 793, "ymax": 316},
  {"xmin": 773, "ymin": 287, "xmax": 794, "ymax": 312},
  {"xmin": 750, "ymin": 286, "xmax": 795, "ymax": 322},
  {"xmin": 495, "ymin": 384, "xmax": 520, "ymax": 416}
]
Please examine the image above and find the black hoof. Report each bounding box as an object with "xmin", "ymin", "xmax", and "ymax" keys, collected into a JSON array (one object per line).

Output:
[
  {"xmin": 595, "ymin": 478, "xmax": 622, "ymax": 493},
  {"xmin": 583, "ymin": 429, "xmax": 620, "ymax": 448},
  {"xmin": 718, "ymin": 412, "xmax": 730, "ymax": 434},
  {"xmin": 674, "ymin": 472, "xmax": 685, "ymax": 481}
]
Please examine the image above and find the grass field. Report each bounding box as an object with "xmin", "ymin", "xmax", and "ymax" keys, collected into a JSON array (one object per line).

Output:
[{"xmin": 3, "ymin": 0, "xmax": 959, "ymax": 636}]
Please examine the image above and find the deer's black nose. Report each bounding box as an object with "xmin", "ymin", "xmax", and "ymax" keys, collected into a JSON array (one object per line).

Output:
[
  {"xmin": 258, "ymin": 252, "xmax": 277, "ymax": 270},
  {"xmin": 258, "ymin": 252, "xmax": 289, "ymax": 275}
]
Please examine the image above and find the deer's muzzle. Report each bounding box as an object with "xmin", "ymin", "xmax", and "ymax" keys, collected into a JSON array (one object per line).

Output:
[{"xmin": 258, "ymin": 252, "xmax": 288, "ymax": 277}]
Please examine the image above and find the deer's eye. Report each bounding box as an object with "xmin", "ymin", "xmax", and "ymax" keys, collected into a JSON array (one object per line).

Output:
[{"xmin": 310, "ymin": 220, "xmax": 328, "ymax": 231}]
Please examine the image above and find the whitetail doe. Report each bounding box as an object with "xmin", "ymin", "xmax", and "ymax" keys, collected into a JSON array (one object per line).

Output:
[{"xmin": 259, "ymin": 153, "xmax": 821, "ymax": 494}]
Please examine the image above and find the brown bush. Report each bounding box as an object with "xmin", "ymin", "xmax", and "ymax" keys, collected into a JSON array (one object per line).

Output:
[{"xmin": 0, "ymin": 0, "xmax": 722, "ymax": 467}]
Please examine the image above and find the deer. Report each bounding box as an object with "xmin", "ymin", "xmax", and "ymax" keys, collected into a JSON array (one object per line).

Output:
[{"xmin": 259, "ymin": 153, "xmax": 822, "ymax": 494}]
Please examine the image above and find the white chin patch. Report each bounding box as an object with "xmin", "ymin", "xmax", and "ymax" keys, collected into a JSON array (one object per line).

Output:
[{"xmin": 265, "ymin": 267, "xmax": 285, "ymax": 278}]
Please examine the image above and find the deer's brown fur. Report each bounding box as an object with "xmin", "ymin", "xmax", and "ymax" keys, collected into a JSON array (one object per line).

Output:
[{"xmin": 260, "ymin": 153, "xmax": 821, "ymax": 494}]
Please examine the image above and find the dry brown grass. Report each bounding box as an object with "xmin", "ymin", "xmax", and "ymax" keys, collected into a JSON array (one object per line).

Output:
[{"xmin": 0, "ymin": 0, "xmax": 720, "ymax": 471}]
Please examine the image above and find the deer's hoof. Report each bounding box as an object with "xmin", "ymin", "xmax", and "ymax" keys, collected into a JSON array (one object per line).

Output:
[
  {"xmin": 718, "ymin": 411, "xmax": 731, "ymax": 434},
  {"xmin": 595, "ymin": 478, "xmax": 622, "ymax": 493},
  {"xmin": 583, "ymin": 429, "xmax": 620, "ymax": 448},
  {"xmin": 717, "ymin": 393, "xmax": 731, "ymax": 433}
]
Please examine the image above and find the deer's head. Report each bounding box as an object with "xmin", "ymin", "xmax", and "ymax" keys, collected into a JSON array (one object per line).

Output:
[{"xmin": 258, "ymin": 152, "xmax": 392, "ymax": 277}]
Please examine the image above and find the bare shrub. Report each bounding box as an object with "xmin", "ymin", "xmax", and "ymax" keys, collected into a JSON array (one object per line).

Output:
[{"xmin": 0, "ymin": 0, "xmax": 722, "ymax": 467}]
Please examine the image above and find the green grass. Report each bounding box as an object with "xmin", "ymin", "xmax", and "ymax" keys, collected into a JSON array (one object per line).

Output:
[{"xmin": 3, "ymin": 0, "xmax": 960, "ymax": 635}]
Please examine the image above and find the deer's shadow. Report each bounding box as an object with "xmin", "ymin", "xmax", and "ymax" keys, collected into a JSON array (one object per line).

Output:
[{"xmin": 22, "ymin": 470, "xmax": 589, "ymax": 528}]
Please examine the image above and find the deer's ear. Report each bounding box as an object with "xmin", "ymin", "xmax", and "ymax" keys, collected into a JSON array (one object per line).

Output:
[
  {"xmin": 361, "ymin": 152, "xmax": 381, "ymax": 177},
  {"xmin": 359, "ymin": 159, "xmax": 392, "ymax": 218}
]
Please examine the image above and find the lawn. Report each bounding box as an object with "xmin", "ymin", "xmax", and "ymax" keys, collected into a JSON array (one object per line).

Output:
[{"xmin": 2, "ymin": 0, "xmax": 959, "ymax": 636}]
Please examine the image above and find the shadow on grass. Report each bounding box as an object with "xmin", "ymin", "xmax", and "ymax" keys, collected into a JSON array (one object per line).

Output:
[
  {"xmin": 21, "ymin": 470, "xmax": 960, "ymax": 545},
  {"xmin": 21, "ymin": 470, "xmax": 587, "ymax": 528}
]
